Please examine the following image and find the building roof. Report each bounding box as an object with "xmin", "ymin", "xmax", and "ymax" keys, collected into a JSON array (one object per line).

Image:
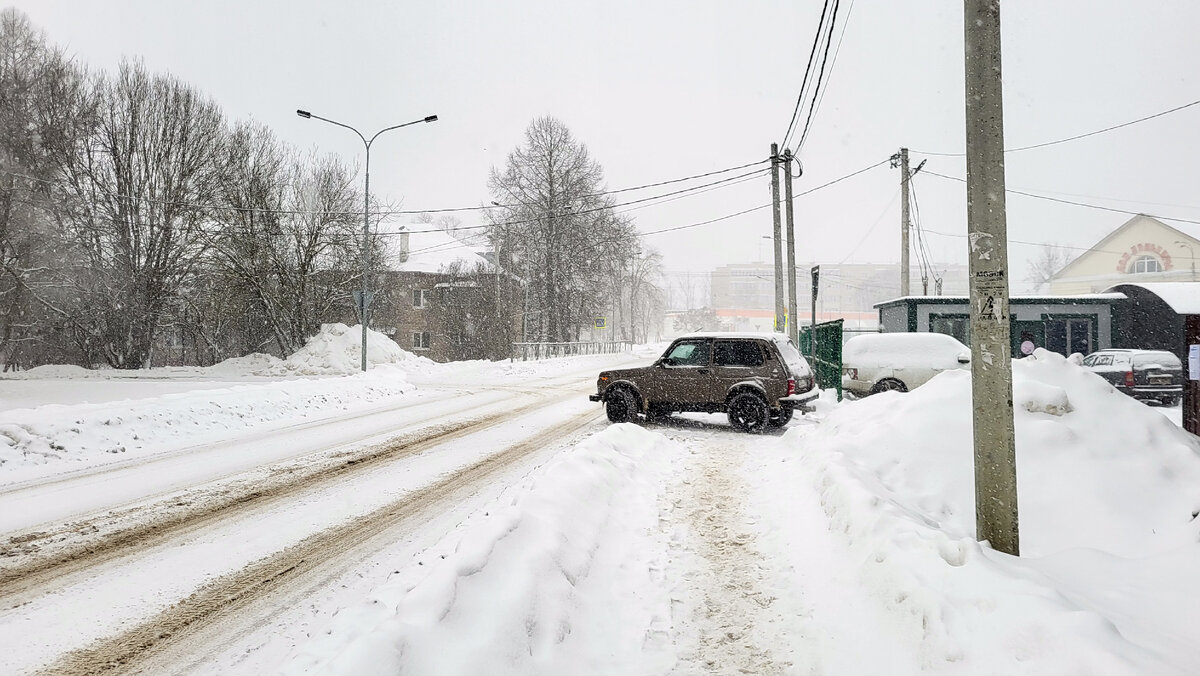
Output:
[
  {"xmin": 380, "ymin": 228, "xmax": 494, "ymax": 274},
  {"xmin": 1103, "ymin": 282, "xmax": 1200, "ymax": 314},
  {"xmin": 873, "ymin": 293, "xmax": 1126, "ymax": 309}
]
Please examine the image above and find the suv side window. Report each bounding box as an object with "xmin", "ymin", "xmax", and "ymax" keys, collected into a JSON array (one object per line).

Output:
[
  {"xmin": 713, "ymin": 340, "xmax": 765, "ymax": 367},
  {"xmin": 664, "ymin": 339, "xmax": 711, "ymax": 367}
]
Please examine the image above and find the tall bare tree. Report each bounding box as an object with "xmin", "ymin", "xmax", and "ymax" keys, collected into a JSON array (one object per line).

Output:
[
  {"xmin": 43, "ymin": 59, "xmax": 225, "ymax": 367},
  {"xmin": 487, "ymin": 116, "xmax": 630, "ymax": 342},
  {"xmin": 1025, "ymin": 244, "xmax": 1070, "ymax": 292}
]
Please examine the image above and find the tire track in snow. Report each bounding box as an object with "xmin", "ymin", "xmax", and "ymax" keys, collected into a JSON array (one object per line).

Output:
[
  {"xmin": 663, "ymin": 426, "xmax": 805, "ymax": 675},
  {"xmin": 0, "ymin": 388, "xmax": 553, "ymax": 603},
  {"xmin": 39, "ymin": 406, "xmax": 606, "ymax": 676}
]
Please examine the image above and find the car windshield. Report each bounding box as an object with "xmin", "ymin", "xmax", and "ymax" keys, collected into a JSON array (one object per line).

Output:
[{"xmin": 664, "ymin": 340, "xmax": 710, "ymax": 366}]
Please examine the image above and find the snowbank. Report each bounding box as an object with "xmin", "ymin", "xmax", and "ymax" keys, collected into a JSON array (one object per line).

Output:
[
  {"xmin": 759, "ymin": 348, "xmax": 1200, "ymax": 672},
  {"xmin": 283, "ymin": 424, "xmax": 676, "ymax": 675},
  {"xmin": 264, "ymin": 323, "xmax": 434, "ymax": 377},
  {"xmin": 0, "ymin": 372, "xmax": 414, "ymax": 484}
]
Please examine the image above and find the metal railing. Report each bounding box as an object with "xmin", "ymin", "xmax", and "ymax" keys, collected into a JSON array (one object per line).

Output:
[{"xmin": 511, "ymin": 341, "xmax": 632, "ymax": 361}]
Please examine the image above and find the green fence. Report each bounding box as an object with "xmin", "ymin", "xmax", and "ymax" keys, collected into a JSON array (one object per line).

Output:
[{"xmin": 799, "ymin": 319, "xmax": 844, "ymax": 401}]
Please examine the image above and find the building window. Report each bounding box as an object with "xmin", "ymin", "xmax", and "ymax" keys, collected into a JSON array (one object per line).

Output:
[
  {"xmin": 1129, "ymin": 255, "xmax": 1162, "ymax": 274},
  {"xmin": 412, "ymin": 289, "xmax": 429, "ymax": 308},
  {"xmin": 412, "ymin": 331, "xmax": 430, "ymax": 350},
  {"xmin": 930, "ymin": 314, "xmax": 970, "ymax": 346}
]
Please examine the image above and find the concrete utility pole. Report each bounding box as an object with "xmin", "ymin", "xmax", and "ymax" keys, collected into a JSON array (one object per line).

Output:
[
  {"xmin": 770, "ymin": 144, "xmax": 785, "ymax": 333},
  {"xmin": 783, "ymin": 149, "xmax": 799, "ymax": 343},
  {"xmin": 899, "ymin": 147, "xmax": 912, "ymax": 297},
  {"xmin": 964, "ymin": 0, "xmax": 1020, "ymax": 555}
]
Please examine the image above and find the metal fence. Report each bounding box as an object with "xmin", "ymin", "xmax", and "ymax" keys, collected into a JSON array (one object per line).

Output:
[{"xmin": 511, "ymin": 341, "xmax": 633, "ymax": 361}]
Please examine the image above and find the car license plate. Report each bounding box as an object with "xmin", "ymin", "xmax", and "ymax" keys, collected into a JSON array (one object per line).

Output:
[{"xmin": 1150, "ymin": 375, "xmax": 1171, "ymax": 385}]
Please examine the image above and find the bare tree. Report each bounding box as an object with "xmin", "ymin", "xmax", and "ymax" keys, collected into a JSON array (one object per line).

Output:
[
  {"xmin": 1025, "ymin": 244, "xmax": 1070, "ymax": 292},
  {"xmin": 206, "ymin": 123, "xmax": 362, "ymax": 356},
  {"xmin": 486, "ymin": 116, "xmax": 630, "ymax": 342},
  {"xmin": 40, "ymin": 59, "xmax": 225, "ymax": 368}
]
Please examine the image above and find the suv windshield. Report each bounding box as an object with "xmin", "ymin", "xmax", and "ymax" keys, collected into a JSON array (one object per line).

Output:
[{"xmin": 664, "ymin": 340, "xmax": 710, "ymax": 366}]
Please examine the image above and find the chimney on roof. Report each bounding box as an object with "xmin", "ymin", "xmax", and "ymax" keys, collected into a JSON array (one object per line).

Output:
[{"xmin": 398, "ymin": 226, "xmax": 410, "ymax": 263}]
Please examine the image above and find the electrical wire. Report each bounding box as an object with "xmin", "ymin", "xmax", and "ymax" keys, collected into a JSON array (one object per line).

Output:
[
  {"xmin": 912, "ymin": 96, "xmax": 1200, "ymax": 157},
  {"xmin": 921, "ymin": 169, "xmax": 1200, "ymax": 226},
  {"xmin": 781, "ymin": 0, "xmax": 833, "ymax": 149},
  {"xmin": 0, "ymin": 157, "xmax": 769, "ymax": 219},
  {"xmin": 795, "ymin": 0, "xmax": 843, "ymax": 153},
  {"xmin": 838, "ymin": 186, "xmax": 900, "ymax": 263},
  {"xmin": 797, "ymin": 0, "xmax": 855, "ymax": 153}
]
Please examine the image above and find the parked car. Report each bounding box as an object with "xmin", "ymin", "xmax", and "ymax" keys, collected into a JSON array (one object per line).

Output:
[
  {"xmin": 1081, "ymin": 349, "xmax": 1183, "ymax": 405},
  {"xmin": 841, "ymin": 332, "xmax": 971, "ymax": 397},
  {"xmin": 588, "ymin": 332, "xmax": 818, "ymax": 433}
]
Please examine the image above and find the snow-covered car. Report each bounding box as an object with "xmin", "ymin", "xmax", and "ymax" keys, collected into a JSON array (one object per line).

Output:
[
  {"xmin": 841, "ymin": 332, "xmax": 971, "ymax": 397},
  {"xmin": 589, "ymin": 332, "xmax": 818, "ymax": 432},
  {"xmin": 1081, "ymin": 348, "xmax": 1183, "ymax": 405}
]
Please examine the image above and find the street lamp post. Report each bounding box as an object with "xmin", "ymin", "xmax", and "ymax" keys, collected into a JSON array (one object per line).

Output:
[
  {"xmin": 296, "ymin": 109, "xmax": 438, "ymax": 371},
  {"xmin": 1175, "ymin": 241, "xmax": 1196, "ymax": 282}
]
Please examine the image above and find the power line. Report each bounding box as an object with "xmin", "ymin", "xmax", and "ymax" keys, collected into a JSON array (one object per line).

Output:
[
  {"xmin": 921, "ymin": 169, "xmax": 1200, "ymax": 226},
  {"xmin": 838, "ymin": 186, "xmax": 900, "ymax": 263},
  {"xmin": 912, "ymin": 96, "xmax": 1200, "ymax": 157},
  {"xmin": 0, "ymin": 157, "xmax": 769, "ymax": 218},
  {"xmin": 781, "ymin": 0, "xmax": 833, "ymax": 149},
  {"xmin": 798, "ymin": 0, "xmax": 855, "ymax": 153},
  {"xmin": 795, "ymin": 0, "xmax": 844, "ymax": 153}
]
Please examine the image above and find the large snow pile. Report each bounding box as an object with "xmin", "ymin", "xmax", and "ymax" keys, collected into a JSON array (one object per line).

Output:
[
  {"xmin": 266, "ymin": 323, "xmax": 434, "ymax": 377},
  {"xmin": 283, "ymin": 424, "xmax": 676, "ymax": 675},
  {"xmin": 756, "ymin": 348, "xmax": 1200, "ymax": 672}
]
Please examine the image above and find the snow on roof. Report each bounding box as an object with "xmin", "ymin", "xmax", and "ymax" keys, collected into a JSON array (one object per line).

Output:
[
  {"xmin": 676, "ymin": 331, "xmax": 791, "ymax": 341},
  {"xmin": 381, "ymin": 228, "xmax": 494, "ymax": 274},
  {"xmin": 874, "ymin": 293, "xmax": 1126, "ymax": 308},
  {"xmin": 1104, "ymin": 282, "xmax": 1200, "ymax": 315}
]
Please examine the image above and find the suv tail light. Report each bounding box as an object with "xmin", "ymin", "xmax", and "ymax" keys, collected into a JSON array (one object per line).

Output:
[
  {"xmin": 787, "ymin": 378, "xmax": 795, "ymax": 396},
  {"xmin": 1124, "ymin": 371, "xmax": 1135, "ymax": 388},
  {"xmin": 845, "ymin": 367, "xmax": 858, "ymax": 380}
]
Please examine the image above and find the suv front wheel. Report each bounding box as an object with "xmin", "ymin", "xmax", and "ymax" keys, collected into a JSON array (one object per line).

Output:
[
  {"xmin": 728, "ymin": 392, "xmax": 769, "ymax": 433},
  {"xmin": 605, "ymin": 387, "xmax": 638, "ymax": 423}
]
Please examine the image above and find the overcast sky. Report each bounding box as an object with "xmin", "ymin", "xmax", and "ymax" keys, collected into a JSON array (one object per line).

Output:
[{"xmin": 13, "ymin": 0, "xmax": 1200, "ymax": 288}]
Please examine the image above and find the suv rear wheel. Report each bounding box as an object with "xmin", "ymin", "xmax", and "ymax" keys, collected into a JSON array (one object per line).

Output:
[
  {"xmin": 728, "ymin": 392, "xmax": 769, "ymax": 433},
  {"xmin": 768, "ymin": 406, "xmax": 793, "ymax": 427},
  {"xmin": 605, "ymin": 387, "xmax": 638, "ymax": 423}
]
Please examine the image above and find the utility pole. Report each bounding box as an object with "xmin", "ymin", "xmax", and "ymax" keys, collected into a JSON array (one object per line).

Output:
[
  {"xmin": 770, "ymin": 143, "xmax": 785, "ymax": 333},
  {"xmin": 898, "ymin": 147, "xmax": 912, "ymax": 297},
  {"xmin": 783, "ymin": 149, "xmax": 799, "ymax": 344},
  {"xmin": 965, "ymin": 0, "xmax": 1020, "ymax": 556}
]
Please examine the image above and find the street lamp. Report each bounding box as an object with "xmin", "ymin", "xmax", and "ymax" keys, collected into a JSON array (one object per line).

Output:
[
  {"xmin": 1175, "ymin": 240, "xmax": 1196, "ymax": 282},
  {"xmin": 296, "ymin": 109, "xmax": 438, "ymax": 371}
]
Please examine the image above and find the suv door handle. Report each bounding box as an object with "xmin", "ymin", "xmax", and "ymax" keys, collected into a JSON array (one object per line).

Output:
[{"xmin": 698, "ymin": 369, "xmax": 710, "ymax": 374}]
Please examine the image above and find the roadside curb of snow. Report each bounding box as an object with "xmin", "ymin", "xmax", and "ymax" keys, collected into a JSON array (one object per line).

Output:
[{"xmin": 284, "ymin": 423, "xmax": 677, "ymax": 675}]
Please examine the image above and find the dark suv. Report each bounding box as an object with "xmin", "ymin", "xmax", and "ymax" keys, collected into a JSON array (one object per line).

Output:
[
  {"xmin": 1081, "ymin": 348, "xmax": 1183, "ymax": 405},
  {"xmin": 588, "ymin": 332, "xmax": 818, "ymax": 432}
]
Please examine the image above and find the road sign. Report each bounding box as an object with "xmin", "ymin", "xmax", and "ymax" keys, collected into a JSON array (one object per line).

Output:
[
  {"xmin": 353, "ymin": 290, "xmax": 376, "ymax": 321},
  {"xmin": 594, "ymin": 316, "xmax": 607, "ymax": 329}
]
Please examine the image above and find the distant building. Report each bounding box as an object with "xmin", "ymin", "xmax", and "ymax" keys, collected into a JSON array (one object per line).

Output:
[
  {"xmin": 1050, "ymin": 214, "xmax": 1200, "ymax": 294},
  {"xmin": 708, "ymin": 260, "xmax": 969, "ymax": 334},
  {"xmin": 366, "ymin": 227, "xmax": 522, "ymax": 362}
]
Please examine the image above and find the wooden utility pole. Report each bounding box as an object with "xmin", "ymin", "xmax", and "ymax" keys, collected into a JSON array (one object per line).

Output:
[
  {"xmin": 899, "ymin": 147, "xmax": 912, "ymax": 297},
  {"xmin": 770, "ymin": 144, "xmax": 785, "ymax": 332},
  {"xmin": 783, "ymin": 149, "xmax": 798, "ymax": 343},
  {"xmin": 965, "ymin": 0, "xmax": 1020, "ymax": 555}
]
